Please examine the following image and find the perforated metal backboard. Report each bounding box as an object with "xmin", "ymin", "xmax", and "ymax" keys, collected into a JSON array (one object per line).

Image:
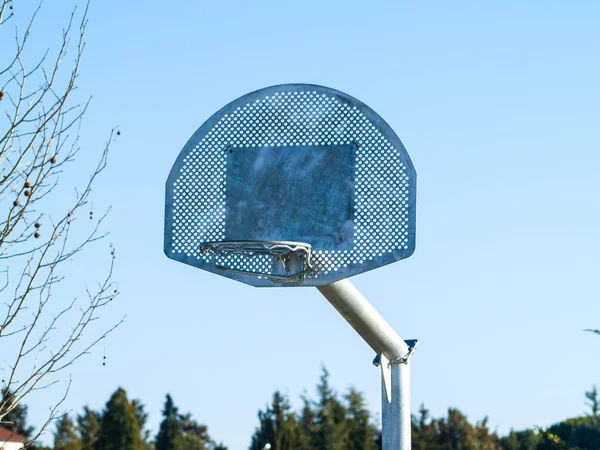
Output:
[{"xmin": 164, "ymin": 84, "xmax": 416, "ymax": 287}]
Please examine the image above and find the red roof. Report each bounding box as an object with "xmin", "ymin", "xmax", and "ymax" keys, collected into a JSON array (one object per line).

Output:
[{"xmin": 0, "ymin": 425, "xmax": 28, "ymax": 443}]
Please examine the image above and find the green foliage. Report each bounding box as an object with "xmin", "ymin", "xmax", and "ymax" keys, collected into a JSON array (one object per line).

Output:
[
  {"xmin": 413, "ymin": 404, "xmax": 436, "ymax": 450},
  {"xmin": 345, "ymin": 387, "xmax": 378, "ymax": 450},
  {"xmin": 298, "ymin": 394, "xmax": 316, "ymax": 449},
  {"xmin": 77, "ymin": 406, "xmax": 100, "ymax": 450},
  {"xmin": 132, "ymin": 399, "xmax": 152, "ymax": 449},
  {"xmin": 535, "ymin": 426, "xmax": 574, "ymax": 450},
  {"xmin": 181, "ymin": 433, "xmax": 208, "ymax": 450},
  {"xmin": 179, "ymin": 411, "xmax": 223, "ymax": 450},
  {"xmin": 501, "ymin": 429, "xmax": 541, "ymax": 450},
  {"xmin": 413, "ymin": 406, "xmax": 503, "ymax": 450},
  {"xmin": 155, "ymin": 395, "xmax": 224, "ymax": 450},
  {"xmin": 54, "ymin": 414, "xmax": 81, "ymax": 450},
  {"xmin": 94, "ymin": 388, "xmax": 143, "ymax": 450},
  {"xmin": 155, "ymin": 394, "xmax": 183, "ymax": 450},
  {"xmin": 585, "ymin": 386, "xmax": 599, "ymax": 419},
  {"xmin": 249, "ymin": 391, "xmax": 302, "ymax": 450},
  {"xmin": 543, "ymin": 416, "xmax": 600, "ymax": 450},
  {"xmin": 249, "ymin": 367, "xmax": 378, "ymax": 450},
  {"xmin": 312, "ymin": 367, "xmax": 350, "ymax": 449},
  {"xmin": 212, "ymin": 443, "xmax": 228, "ymax": 450},
  {"xmin": 545, "ymin": 431, "xmax": 572, "ymax": 450},
  {"xmin": 16, "ymin": 362, "xmax": 600, "ymax": 450}
]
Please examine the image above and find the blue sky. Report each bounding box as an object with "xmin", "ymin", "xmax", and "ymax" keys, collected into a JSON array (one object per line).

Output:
[{"xmin": 8, "ymin": 1, "xmax": 600, "ymax": 448}]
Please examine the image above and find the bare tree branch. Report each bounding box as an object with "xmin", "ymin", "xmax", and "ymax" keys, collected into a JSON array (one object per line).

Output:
[{"xmin": 0, "ymin": 1, "xmax": 121, "ymax": 443}]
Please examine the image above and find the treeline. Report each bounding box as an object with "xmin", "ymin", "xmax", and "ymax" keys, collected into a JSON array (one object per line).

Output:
[
  {"xmin": 1, "ymin": 388, "xmax": 225, "ymax": 450},
  {"xmin": 250, "ymin": 367, "xmax": 380, "ymax": 449},
  {"xmin": 3, "ymin": 370, "xmax": 600, "ymax": 449},
  {"xmin": 250, "ymin": 368, "xmax": 600, "ymax": 450}
]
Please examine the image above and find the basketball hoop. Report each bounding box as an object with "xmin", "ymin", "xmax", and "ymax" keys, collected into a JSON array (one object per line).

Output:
[
  {"xmin": 164, "ymin": 84, "xmax": 418, "ymax": 450},
  {"xmin": 199, "ymin": 241, "xmax": 313, "ymax": 283}
]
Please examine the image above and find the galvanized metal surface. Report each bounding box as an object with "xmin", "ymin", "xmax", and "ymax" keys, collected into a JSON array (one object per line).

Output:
[
  {"xmin": 317, "ymin": 279, "xmax": 414, "ymax": 450},
  {"xmin": 226, "ymin": 144, "xmax": 356, "ymax": 249},
  {"xmin": 317, "ymin": 279, "xmax": 408, "ymax": 360},
  {"xmin": 164, "ymin": 84, "xmax": 416, "ymax": 287},
  {"xmin": 200, "ymin": 241, "xmax": 313, "ymax": 283},
  {"xmin": 391, "ymin": 339, "xmax": 419, "ymax": 365},
  {"xmin": 373, "ymin": 339, "xmax": 418, "ymax": 404},
  {"xmin": 382, "ymin": 362, "xmax": 411, "ymax": 450}
]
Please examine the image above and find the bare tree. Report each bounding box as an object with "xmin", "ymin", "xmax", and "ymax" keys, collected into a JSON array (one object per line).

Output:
[{"xmin": 0, "ymin": 0, "xmax": 120, "ymax": 444}]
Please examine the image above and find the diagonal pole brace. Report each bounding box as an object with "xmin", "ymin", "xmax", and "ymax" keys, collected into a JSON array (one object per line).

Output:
[{"xmin": 317, "ymin": 279, "xmax": 416, "ymax": 450}]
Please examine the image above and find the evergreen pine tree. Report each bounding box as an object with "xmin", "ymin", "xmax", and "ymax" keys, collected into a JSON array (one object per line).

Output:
[
  {"xmin": 272, "ymin": 391, "xmax": 301, "ymax": 450},
  {"xmin": 179, "ymin": 433, "xmax": 206, "ymax": 450},
  {"xmin": 94, "ymin": 388, "xmax": 143, "ymax": 450},
  {"xmin": 249, "ymin": 391, "xmax": 300, "ymax": 450},
  {"xmin": 313, "ymin": 367, "xmax": 350, "ymax": 450},
  {"xmin": 345, "ymin": 387, "xmax": 377, "ymax": 450},
  {"xmin": 296, "ymin": 395, "xmax": 314, "ymax": 450},
  {"xmin": 180, "ymin": 412, "xmax": 211, "ymax": 449},
  {"xmin": 436, "ymin": 408, "xmax": 503, "ymax": 450},
  {"xmin": 474, "ymin": 416, "xmax": 503, "ymax": 450},
  {"xmin": 213, "ymin": 443, "xmax": 228, "ymax": 450},
  {"xmin": 250, "ymin": 398, "xmax": 275, "ymax": 450},
  {"xmin": 132, "ymin": 399, "xmax": 152, "ymax": 448},
  {"xmin": 586, "ymin": 385, "xmax": 600, "ymax": 419},
  {"xmin": 54, "ymin": 414, "xmax": 82, "ymax": 450},
  {"xmin": 439, "ymin": 408, "xmax": 474, "ymax": 449},
  {"xmin": 77, "ymin": 406, "xmax": 100, "ymax": 450},
  {"xmin": 502, "ymin": 428, "xmax": 541, "ymax": 450},
  {"xmin": 155, "ymin": 394, "xmax": 183, "ymax": 450},
  {"xmin": 544, "ymin": 416, "xmax": 600, "ymax": 450},
  {"xmin": 502, "ymin": 431, "xmax": 521, "ymax": 450},
  {"xmin": 0, "ymin": 389, "xmax": 35, "ymax": 438},
  {"xmin": 412, "ymin": 404, "xmax": 437, "ymax": 450}
]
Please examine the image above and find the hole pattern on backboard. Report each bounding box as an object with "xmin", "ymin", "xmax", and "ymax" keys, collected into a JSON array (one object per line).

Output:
[
  {"xmin": 215, "ymin": 253, "xmax": 272, "ymax": 276},
  {"xmin": 169, "ymin": 89, "xmax": 412, "ymax": 279}
]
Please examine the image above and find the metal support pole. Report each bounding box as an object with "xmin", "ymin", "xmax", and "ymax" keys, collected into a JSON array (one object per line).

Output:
[
  {"xmin": 317, "ymin": 279, "xmax": 415, "ymax": 450},
  {"xmin": 382, "ymin": 361, "xmax": 411, "ymax": 449}
]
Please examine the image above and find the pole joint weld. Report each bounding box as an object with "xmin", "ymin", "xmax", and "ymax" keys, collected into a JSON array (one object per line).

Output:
[
  {"xmin": 373, "ymin": 339, "xmax": 418, "ymax": 367},
  {"xmin": 390, "ymin": 339, "xmax": 418, "ymax": 365}
]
